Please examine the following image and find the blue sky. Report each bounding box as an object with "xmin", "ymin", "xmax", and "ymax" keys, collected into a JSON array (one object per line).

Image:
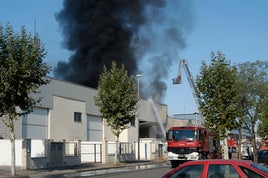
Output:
[{"xmin": 0, "ymin": 0, "xmax": 267, "ymax": 116}]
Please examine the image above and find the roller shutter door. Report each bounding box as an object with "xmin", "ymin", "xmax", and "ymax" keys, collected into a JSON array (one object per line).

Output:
[
  {"xmin": 87, "ymin": 116, "xmax": 102, "ymax": 141},
  {"xmin": 22, "ymin": 108, "xmax": 48, "ymax": 139}
]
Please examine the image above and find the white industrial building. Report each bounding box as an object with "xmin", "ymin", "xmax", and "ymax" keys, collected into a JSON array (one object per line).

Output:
[{"xmin": 0, "ymin": 77, "xmax": 168, "ymax": 143}]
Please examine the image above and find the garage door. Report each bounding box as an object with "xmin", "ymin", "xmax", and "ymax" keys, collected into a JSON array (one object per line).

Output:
[
  {"xmin": 87, "ymin": 116, "xmax": 102, "ymax": 141},
  {"xmin": 22, "ymin": 108, "xmax": 48, "ymax": 139}
]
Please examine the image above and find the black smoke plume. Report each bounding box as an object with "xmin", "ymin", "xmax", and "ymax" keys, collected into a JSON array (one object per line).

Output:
[{"xmin": 54, "ymin": 0, "xmax": 193, "ymax": 102}]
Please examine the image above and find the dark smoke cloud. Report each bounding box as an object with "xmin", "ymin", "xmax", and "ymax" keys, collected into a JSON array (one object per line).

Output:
[{"xmin": 54, "ymin": 0, "xmax": 193, "ymax": 102}]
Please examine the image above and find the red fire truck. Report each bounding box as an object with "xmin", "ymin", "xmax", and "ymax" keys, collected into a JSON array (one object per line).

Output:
[
  {"xmin": 168, "ymin": 60, "xmax": 221, "ymax": 167},
  {"xmin": 166, "ymin": 126, "xmax": 216, "ymax": 168}
]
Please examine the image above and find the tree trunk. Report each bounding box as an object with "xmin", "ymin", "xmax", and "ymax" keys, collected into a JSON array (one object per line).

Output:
[
  {"xmin": 114, "ymin": 136, "xmax": 119, "ymax": 164},
  {"xmin": 251, "ymin": 130, "xmax": 258, "ymax": 162},
  {"xmin": 237, "ymin": 126, "xmax": 242, "ymax": 159},
  {"xmin": 223, "ymin": 136, "xmax": 229, "ymax": 159},
  {"xmin": 10, "ymin": 119, "xmax": 16, "ymax": 176}
]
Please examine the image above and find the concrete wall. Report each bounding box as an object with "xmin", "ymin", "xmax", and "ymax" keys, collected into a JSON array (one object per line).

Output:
[
  {"xmin": 32, "ymin": 77, "xmax": 101, "ymax": 116},
  {"xmin": 0, "ymin": 139, "xmax": 23, "ymax": 166},
  {"xmin": 0, "ymin": 139, "xmax": 82, "ymax": 169},
  {"xmin": 0, "ymin": 119, "xmax": 22, "ymax": 139},
  {"xmin": 166, "ymin": 117, "xmax": 190, "ymax": 129},
  {"xmin": 49, "ymin": 96, "xmax": 87, "ymax": 141},
  {"xmin": 0, "ymin": 139, "xmax": 166, "ymax": 169},
  {"xmin": 0, "ymin": 78, "xmax": 168, "ymax": 143},
  {"xmin": 103, "ymin": 122, "xmax": 138, "ymax": 143}
]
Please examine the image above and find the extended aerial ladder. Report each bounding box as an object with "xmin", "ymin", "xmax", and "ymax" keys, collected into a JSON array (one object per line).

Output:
[{"xmin": 172, "ymin": 59, "xmax": 203, "ymax": 123}]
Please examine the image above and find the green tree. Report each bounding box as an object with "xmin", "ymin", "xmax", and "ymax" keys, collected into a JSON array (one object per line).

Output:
[
  {"xmin": 237, "ymin": 60, "xmax": 268, "ymax": 161},
  {"xmin": 0, "ymin": 23, "xmax": 50, "ymax": 176},
  {"xmin": 257, "ymin": 96, "xmax": 268, "ymax": 139},
  {"xmin": 195, "ymin": 51, "xmax": 241, "ymax": 159},
  {"xmin": 94, "ymin": 61, "xmax": 138, "ymax": 164}
]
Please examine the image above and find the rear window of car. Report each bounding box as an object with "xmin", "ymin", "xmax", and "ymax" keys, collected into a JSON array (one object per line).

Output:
[{"xmin": 168, "ymin": 164, "xmax": 204, "ymax": 178}]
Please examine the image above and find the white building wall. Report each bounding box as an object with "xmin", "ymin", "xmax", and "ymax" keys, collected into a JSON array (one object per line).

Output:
[
  {"xmin": 0, "ymin": 118, "xmax": 22, "ymax": 139},
  {"xmin": 0, "ymin": 139, "xmax": 22, "ymax": 166},
  {"xmin": 103, "ymin": 116, "xmax": 139, "ymax": 142},
  {"xmin": 125, "ymin": 123, "xmax": 138, "ymax": 142},
  {"xmin": 33, "ymin": 77, "xmax": 101, "ymax": 116},
  {"xmin": 167, "ymin": 117, "xmax": 190, "ymax": 129},
  {"xmin": 139, "ymin": 99, "xmax": 167, "ymax": 123},
  {"xmin": 0, "ymin": 78, "xmax": 168, "ymax": 142},
  {"xmin": 103, "ymin": 122, "xmax": 116, "ymax": 141},
  {"xmin": 49, "ymin": 96, "xmax": 87, "ymax": 141}
]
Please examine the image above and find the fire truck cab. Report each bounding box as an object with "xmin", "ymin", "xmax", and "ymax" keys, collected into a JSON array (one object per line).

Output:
[{"xmin": 166, "ymin": 126, "xmax": 214, "ymax": 168}]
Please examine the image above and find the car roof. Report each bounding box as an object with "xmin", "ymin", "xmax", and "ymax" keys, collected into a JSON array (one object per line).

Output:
[
  {"xmin": 180, "ymin": 159, "xmax": 252, "ymax": 166},
  {"xmin": 164, "ymin": 159, "xmax": 268, "ymax": 178}
]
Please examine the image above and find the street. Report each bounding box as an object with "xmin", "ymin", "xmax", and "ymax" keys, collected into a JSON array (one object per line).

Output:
[
  {"xmin": 7, "ymin": 161, "xmax": 267, "ymax": 178},
  {"xmin": 82, "ymin": 167, "xmax": 172, "ymax": 178},
  {"xmin": 30, "ymin": 162, "xmax": 171, "ymax": 178},
  {"xmin": 66, "ymin": 167, "xmax": 171, "ymax": 178}
]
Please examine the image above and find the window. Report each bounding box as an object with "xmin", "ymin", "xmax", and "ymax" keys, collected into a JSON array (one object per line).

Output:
[
  {"xmin": 74, "ymin": 112, "xmax": 82, "ymax": 122},
  {"xmin": 169, "ymin": 165, "xmax": 204, "ymax": 178},
  {"xmin": 168, "ymin": 130, "xmax": 198, "ymax": 141},
  {"xmin": 240, "ymin": 166, "xmax": 265, "ymax": 178},
  {"xmin": 207, "ymin": 164, "xmax": 240, "ymax": 178},
  {"xmin": 251, "ymin": 163, "xmax": 268, "ymax": 174}
]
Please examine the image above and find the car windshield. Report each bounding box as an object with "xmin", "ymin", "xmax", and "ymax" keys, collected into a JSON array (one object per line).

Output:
[
  {"xmin": 168, "ymin": 130, "xmax": 198, "ymax": 141},
  {"xmin": 251, "ymin": 163, "xmax": 268, "ymax": 174},
  {"xmin": 261, "ymin": 150, "xmax": 268, "ymax": 155}
]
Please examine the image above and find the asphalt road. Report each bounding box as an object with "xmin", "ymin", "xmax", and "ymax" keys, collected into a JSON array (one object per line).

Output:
[
  {"xmin": 84, "ymin": 167, "xmax": 172, "ymax": 178},
  {"xmin": 32, "ymin": 163, "xmax": 171, "ymax": 178},
  {"xmin": 27, "ymin": 161, "xmax": 268, "ymax": 178}
]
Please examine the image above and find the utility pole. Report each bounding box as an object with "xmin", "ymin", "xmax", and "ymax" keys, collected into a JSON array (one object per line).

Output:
[{"xmin": 136, "ymin": 74, "xmax": 143, "ymax": 162}]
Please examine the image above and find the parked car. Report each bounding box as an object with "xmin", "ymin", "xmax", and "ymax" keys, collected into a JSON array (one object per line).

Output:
[
  {"xmin": 163, "ymin": 159, "xmax": 268, "ymax": 178},
  {"xmin": 241, "ymin": 142, "xmax": 253, "ymax": 160},
  {"xmin": 258, "ymin": 150, "xmax": 268, "ymax": 163}
]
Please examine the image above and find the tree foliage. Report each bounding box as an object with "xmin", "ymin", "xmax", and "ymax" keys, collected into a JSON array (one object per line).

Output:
[
  {"xmin": 258, "ymin": 88, "xmax": 268, "ymax": 139},
  {"xmin": 94, "ymin": 61, "xmax": 138, "ymax": 138},
  {"xmin": 0, "ymin": 23, "xmax": 50, "ymax": 175},
  {"xmin": 237, "ymin": 61, "xmax": 268, "ymax": 160},
  {"xmin": 94, "ymin": 61, "xmax": 138, "ymax": 164},
  {"xmin": 195, "ymin": 51, "xmax": 241, "ymax": 138},
  {"xmin": 0, "ymin": 23, "xmax": 50, "ymax": 117}
]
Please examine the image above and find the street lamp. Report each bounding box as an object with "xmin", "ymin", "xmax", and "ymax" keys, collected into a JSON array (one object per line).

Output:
[
  {"xmin": 136, "ymin": 74, "xmax": 143, "ymax": 162},
  {"xmin": 136, "ymin": 74, "xmax": 143, "ymax": 99}
]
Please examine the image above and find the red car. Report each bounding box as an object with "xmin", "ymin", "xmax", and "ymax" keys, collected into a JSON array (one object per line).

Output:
[{"xmin": 163, "ymin": 159, "xmax": 268, "ymax": 178}]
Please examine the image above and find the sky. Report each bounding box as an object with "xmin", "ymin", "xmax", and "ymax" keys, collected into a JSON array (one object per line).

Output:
[{"xmin": 0, "ymin": 0, "xmax": 267, "ymax": 116}]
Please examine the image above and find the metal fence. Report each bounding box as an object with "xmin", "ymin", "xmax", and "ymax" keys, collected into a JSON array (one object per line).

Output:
[
  {"xmin": 0, "ymin": 139, "xmax": 166, "ymax": 167},
  {"xmin": 119, "ymin": 142, "xmax": 135, "ymax": 154},
  {"xmin": 81, "ymin": 141, "xmax": 102, "ymax": 163}
]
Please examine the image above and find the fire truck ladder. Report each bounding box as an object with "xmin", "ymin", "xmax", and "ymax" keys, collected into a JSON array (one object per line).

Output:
[{"xmin": 172, "ymin": 59, "xmax": 203, "ymax": 122}]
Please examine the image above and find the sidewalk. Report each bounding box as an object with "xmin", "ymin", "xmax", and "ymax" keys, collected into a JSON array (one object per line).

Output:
[{"xmin": 0, "ymin": 160, "xmax": 168, "ymax": 178}]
